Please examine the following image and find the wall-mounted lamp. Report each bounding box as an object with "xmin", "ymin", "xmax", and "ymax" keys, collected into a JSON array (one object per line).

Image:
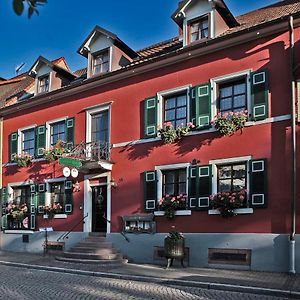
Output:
[
  {"xmin": 191, "ymin": 159, "xmax": 200, "ymax": 165},
  {"xmin": 110, "ymin": 178, "xmax": 118, "ymax": 188},
  {"xmin": 73, "ymin": 181, "xmax": 81, "ymax": 192},
  {"xmin": 79, "ymin": 204, "xmax": 83, "ymax": 210}
]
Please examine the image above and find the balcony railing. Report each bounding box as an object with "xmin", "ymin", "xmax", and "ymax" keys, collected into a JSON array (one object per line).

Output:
[{"xmin": 66, "ymin": 141, "xmax": 111, "ymax": 162}]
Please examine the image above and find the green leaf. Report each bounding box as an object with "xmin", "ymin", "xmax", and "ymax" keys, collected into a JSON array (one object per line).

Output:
[{"xmin": 13, "ymin": 0, "xmax": 25, "ymax": 15}]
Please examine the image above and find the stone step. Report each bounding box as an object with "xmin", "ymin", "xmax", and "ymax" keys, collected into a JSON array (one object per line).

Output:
[
  {"xmin": 84, "ymin": 236, "xmax": 107, "ymax": 242},
  {"xmin": 62, "ymin": 251, "xmax": 123, "ymax": 260},
  {"xmin": 89, "ymin": 232, "xmax": 106, "ymax": 237},
  {"xmin": 76, "ymin": 241, "xmax": 113, "ymax": 248},
  {"xmin": 70, "ymin": 246, "xmax": 118, "ymax": 255},
  {"xmin": 56, "ymin": 256, "xmax": 127, "ymax": 265}
]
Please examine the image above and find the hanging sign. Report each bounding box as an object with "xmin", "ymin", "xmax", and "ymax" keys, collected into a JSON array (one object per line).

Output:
[
  {"xmin": 63, "ymin": 167, "xmax": 71, "ymax": 178},
  {"xmin": 59, "ymin": 157, "xmax": 82, "ymax": 168},
  {"xmin": 71, "ymin": 168, "xmax": 79, "ymax": 178}
]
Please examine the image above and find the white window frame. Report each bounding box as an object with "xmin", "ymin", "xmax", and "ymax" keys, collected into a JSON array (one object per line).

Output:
[
  {"xmin": 86, "ymin": 104, "xmax": 111, "ymax": 144},
  {"xmin": 17, "ymin": 125, "xmax": 36, "ymax": 156},
  {"xmin": 45, "ymin": 117, "xmax": 68, "ymax": 150},
  {"xmin": 45, "ymin": 177, "xmax": 66, "ymax": 208},
  {"xmin": 209, "ymin": 155, "xmax": 252, "ymax": 197},
  {"xmin": 37, "ymin": 73, "xmax": 51, "ymax": 94},
  {"xmin": 155, "ymin": 162, "xmax": 190, "ymax": 205},
  {"xmin": 210, "ymin": 70, "xmax": 251, "ymax": 119},
  {"xmin": 157, "ymin": 85, "xmax": 191, "ymax": 130}
]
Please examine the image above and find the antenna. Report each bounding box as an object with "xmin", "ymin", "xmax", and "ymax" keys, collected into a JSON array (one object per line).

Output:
[{"xmin": 15, "ymin": 63, "xmax": 25, "ymax": 75}]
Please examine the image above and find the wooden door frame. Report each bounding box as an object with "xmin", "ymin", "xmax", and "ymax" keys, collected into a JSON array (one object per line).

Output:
[{"xmin": 84, "ymin": 172, "xmax": 111, "ymax": 233}]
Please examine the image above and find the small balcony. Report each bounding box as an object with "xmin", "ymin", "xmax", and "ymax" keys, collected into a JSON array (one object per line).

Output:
[{"xmin": 65, "ymin": 141, "xmax": 113, "ymax": 172}]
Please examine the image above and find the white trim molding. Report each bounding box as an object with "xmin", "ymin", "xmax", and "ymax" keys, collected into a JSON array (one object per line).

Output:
[
  {"xmin": 154, "ymin": 210, "xmax": 192, "ymax": 217},
  {"xmin": 155, "ymin": 162, "xmax": 190, "ymax": 203},
  {"xmin": 84, "ymin": 172, "xmax": 111, "ymax": 234},
  {"xmin": 157, "ymin": 85, "xmax": 191, "ymax": 130},
  {"xmin": 210, "ymin": 69, "xmax": 251, "ymax": 120},
  {"xmin": 208, "ymin": 208, "xmax": 253, "ymax": 215}
]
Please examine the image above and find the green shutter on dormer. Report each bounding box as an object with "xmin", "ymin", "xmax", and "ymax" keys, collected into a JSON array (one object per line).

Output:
[
  {"xmin": 36, "ymin": 125, "xmax": 46, "ymax": 158},
  {"xmin": 10, "ymin": 132, "xmax": 18, "ymax": 162},
  {"xmin": 144, "ymin": 96, "xmax": 158, "ymax": 138},
  {"xmin": 195, "ymin": 83, "xmax": 211, "ymax": 129},
  {"xmin": 251, "ymin": 70, "xmax": 269, "ymax": 121},
  {"xmin": 66, "ymin": 117, "xmax": 75, "ymax": 149}
]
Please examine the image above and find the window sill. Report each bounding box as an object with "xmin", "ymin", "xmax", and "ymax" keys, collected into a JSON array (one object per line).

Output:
[
  {"xmin": 43, "ymin": 214, "xmax": 67, "ymax": 219},
  {"xmin": 208, "ymin": 208, "xmax": 254, "ymax": 215},
  {"xmin": 4, "ymin": 230, "xmax": 35, "ymax": 234},
  {"xmin": 4, "ymin": 158, "xmax": 47, "ymax": 167},
  {"xmin": 154, "ymin": 210, "xmax": 192, "ymax": 217}
]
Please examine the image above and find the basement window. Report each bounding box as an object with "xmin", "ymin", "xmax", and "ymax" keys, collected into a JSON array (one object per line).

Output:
[{"xmin": 208, "ymin": 248, "xmax": 251, "ymax": 266}]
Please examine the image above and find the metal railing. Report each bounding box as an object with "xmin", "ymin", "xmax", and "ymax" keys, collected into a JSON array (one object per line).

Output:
[
  {"xmin": 57, "ymin": 213, "xmax": 89, "ymax": 242},
  {"xmin": 102, "ymin": 215, "xmax": 130, "ymax": 243},
  {"xmin": 66, "ymin": 141, "xmax": 111, "ymax": 162}
]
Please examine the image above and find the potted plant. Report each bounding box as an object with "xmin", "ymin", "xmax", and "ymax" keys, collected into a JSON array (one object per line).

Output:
[
  {"xmin": 164, "ymin": 227, "xmax": 185, "ymax": 268},
  {"xmin": 158, "ymin": 122, "xmax": 195, "ymax": 144},
  {"xmin": 44, "ymin": 140, "xmax": 69, "ymax": 161},
  {"xmin": 12, "ymin": 153, "xmax": 33, "ymax": 167},
  {"xmin": 158, "ymin": 194, "xmax": 187, "ymax": 219},
  {"xmin": 211, "ymin": 111, "xmax": 248, "ymax": 136},
  {"xmin": 210, "ymin": 190, "xmax": 247, "ymax": 217}
]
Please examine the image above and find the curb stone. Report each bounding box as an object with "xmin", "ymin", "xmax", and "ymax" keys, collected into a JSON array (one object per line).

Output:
[{"xmin": 0, "ymin": 260, "xmax": 299, "ymax": 298}]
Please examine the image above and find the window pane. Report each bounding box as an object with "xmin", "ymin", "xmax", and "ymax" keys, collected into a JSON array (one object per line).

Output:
[
  {"xmin": 234, "ymin": 83, "xmax": 246, "ymax": 94},
  {"xmin": 220, "ymin": 98, "xmax": 232, "ymax": 111},
  {"xmin": 165, "ymin": 109, "xmax": 175, "ymax": 121},
  {"xmin": 234, "ymin": 95, "xmax": 246, "ymax": 108},
  {"xmin": 177, "ymin": 95, "xmax": 187, "ymax": 107},
  {"xmin": 218, "ymin": 166, "xmax": 231, "ymax": 179},
  {"xmin": 179, "ymin": 183, "xmax": 186, "ymax": 194},
  {"xmin": 165, "ymin": 173, "xmax": 175, "ymax": 184},
  {"xmin": 165, "ymin": 184, "xmax": 174, "ymax": 195},
  {"xmin": 176, "ymin": 107, "xmax": 187, "ymax": 119},
  {"xmin": 219, "ymin": 180, "xmax": 231, "ymax": 192},
  {"xmin": 165, "ymin": 98, "xmax": 176, "ymax": 109},
  {"xmin": 233, "ymin": 164, "xmax": 246, "ymax": 178},
  {"xmin": 176, "ymin": 119, "xmax": 186, "ymax": 128},
  {"xmin": 232, "ymin": 178, "xmax": 246, "ymax": 191},
  {"xmin": 220, "ymin": 86, "xmax": 232, "ymax": 98}
]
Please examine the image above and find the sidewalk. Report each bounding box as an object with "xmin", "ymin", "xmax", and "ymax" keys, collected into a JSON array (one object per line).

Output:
[{"xmin": 0, "ymin": 251, "xmax": 299, "ymax": 298}]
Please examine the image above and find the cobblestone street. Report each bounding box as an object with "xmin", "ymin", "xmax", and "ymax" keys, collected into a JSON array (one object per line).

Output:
[{"xmin": 0, "ymin": 265, "xmax": 292, "ymax": 300}]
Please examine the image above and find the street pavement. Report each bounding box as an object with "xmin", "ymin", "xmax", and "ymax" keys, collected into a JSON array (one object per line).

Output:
[
  {"xmin": 0, "ymin": 251, "xmax": 299, "ymax": 299},
  {"xmin": 0, "ymin": 265, "xmax": 292, "ymax": 300}
]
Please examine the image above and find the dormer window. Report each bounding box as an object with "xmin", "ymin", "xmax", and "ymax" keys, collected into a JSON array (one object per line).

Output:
[
  {"xmin": 92, "ymin": 50, "xmax": 109, "ymax": 75},
  {"xmin": 38, "ymin": 75, "xmax": 49, "ymax": 93},
  {"xmin": 189, "ymin": 16, "xmax": 209, "ymax": 43}
]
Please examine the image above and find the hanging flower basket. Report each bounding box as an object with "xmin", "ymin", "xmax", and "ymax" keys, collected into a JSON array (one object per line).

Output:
[
  {"xmin": 158, "ymin": 122, "xmax": 195, "ymax": 144},
  {"xmin": 158, "ymin": 194, "xmax": 187, "ymax": 219},
  {"xmin": 211, "ymin": 111, "xmax": 248, "ymax": 136},
  {"xmin": 12, "ymin": 153, "xmax": 33, "ymax": 167},
  {"xmin": 210, "ymin": 190, "xmax": 247, "ymax": 217}
]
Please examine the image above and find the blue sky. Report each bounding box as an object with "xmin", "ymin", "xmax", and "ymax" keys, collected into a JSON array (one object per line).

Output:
[{"xmin": 0, "ymin": 0, "xmax": 279, "ymax": 79}]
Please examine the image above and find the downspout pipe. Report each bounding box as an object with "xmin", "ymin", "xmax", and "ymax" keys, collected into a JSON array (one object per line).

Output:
[{"xmin": 289, "ymin": 15, "xmax": 297, "ymax": 275}]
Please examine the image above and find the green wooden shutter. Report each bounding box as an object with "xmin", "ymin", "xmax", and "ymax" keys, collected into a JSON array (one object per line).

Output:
[
  {"xmin": 190, "ymin": 87, "xmax": 196, "ymax": 126},
  {"xmin": 195, "ymin": 83, "xmax": 211, "ymax": 129},
  {"xmin": 249, "ymin": 159, "xmax": 268, "ymax": 208},
  {"xmin": 66, "ymin": 117, "xmax": 75, "ymax": 149},
  {"xmin": 144, "ymin": 97, "xmax": 158, "ymax": 138},
  {"xmin": 36, "ymin": 125, "xmax": 46, "ymax": 158},
  {"xmin": 10, "ymin": 132, "xmax": 18, "ymax": 162},
  {"xmin": 64, "ymin": 180, "xmax": 73, "ymax": 214},
  {"xmin": 188, "ymin": 166, "xmax": 198, "ymax": 210},
  {"xmin": 144, "ymin": 171, "xmax": 157, "ymax": 212},
  {"xmin": 251, "ymin": 70, "xmax": 269, "ymax": 121},
  {"xmin": 36, "ymin": 183, "xmax": 46, "ymax": 214},
  {"xmin": 188, "ymin": 165, "xmax": 212, "ymax": 210},
  {"xmin": 30, "ymin": 184, "xmax": 37, "ymax": 230}
]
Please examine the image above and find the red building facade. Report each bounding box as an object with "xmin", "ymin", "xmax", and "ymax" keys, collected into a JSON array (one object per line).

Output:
[{"xmin": 1, "ymin": 0, "xmax": 300, "ymax": 272}]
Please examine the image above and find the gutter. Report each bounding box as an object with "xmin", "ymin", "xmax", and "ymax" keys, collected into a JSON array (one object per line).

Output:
[
  {"xmin": 289, "ymin": 15, "xmax": 297, "ymax": 275},
  {"xmin": 0, "ymin": 14, "xmax": 300, "ymax": 117}
]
